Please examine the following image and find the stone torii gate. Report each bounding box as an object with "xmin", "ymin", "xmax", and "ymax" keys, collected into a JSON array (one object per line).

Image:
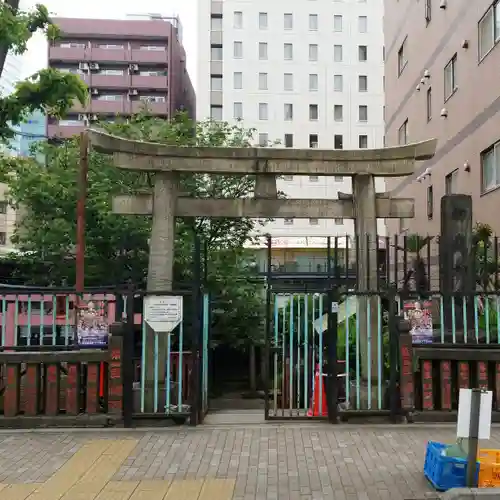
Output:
[{"xmin": 88, "ymin": 129, "xmax": 436, "ymax": 411}]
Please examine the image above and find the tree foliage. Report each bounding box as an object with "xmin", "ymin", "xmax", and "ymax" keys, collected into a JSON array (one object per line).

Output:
[
  {"xmin": 0, "ymin": 113, "xmax": 267, "ymax": 346},
  {"xmin": 0, "ymin": 2, "xmax": 87, "ymax": 140}
]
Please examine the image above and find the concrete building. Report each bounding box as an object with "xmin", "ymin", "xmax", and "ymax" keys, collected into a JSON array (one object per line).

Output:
[
  {"xmin": 47, "ymin": 16, "xmax": 195, "ymax": 138},
  {"xmin": 197, "ymin": 0, "xmax": 386, "ymax": 240},
  {"xmin": 384, "ymin": 0, "xmax": 500, "ymax": 235}
]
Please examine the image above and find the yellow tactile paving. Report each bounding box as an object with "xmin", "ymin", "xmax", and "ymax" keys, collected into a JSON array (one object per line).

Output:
[
  {"xmin": 198, "ymin": 478, "xmax": 235, "ymax": 500},
  {"xmin": 128, "ymin": 480, "xmax": 171, "ymax": 500},
  {"xmin": 163, "ymin": 479, "xmax": 204, "ymax": 499},
  {"xmin": 59, "ymin": 440, "xmax": 139, "ymax": 500},
  {"xmin": 1, "ymin": 484, "xmax": 37, "ymax": 500},
  {"xmin": 26, "ymin": 440, "xmax": 116, "ymax": 500},
  {"xmin": 0, "ymin": 440, "xmax": 236, "ymax": 500},
  {"xmin": 95, "ymin": 481, "xmax": 139, "ymax": 500}
]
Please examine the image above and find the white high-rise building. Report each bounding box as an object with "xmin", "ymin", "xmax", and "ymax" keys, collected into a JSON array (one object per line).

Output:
[{"xmin": 197, "ymin": 0, "xmax": 386, "ymax": 239}]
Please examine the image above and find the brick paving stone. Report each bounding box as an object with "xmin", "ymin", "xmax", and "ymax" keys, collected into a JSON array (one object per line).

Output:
[{"xmin": 0, "ymin": 424, "xmax": 492, "ymax": 498}]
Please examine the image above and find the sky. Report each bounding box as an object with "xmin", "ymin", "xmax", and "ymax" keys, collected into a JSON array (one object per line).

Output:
[{"xmin": 22, "ymin": 0, "xmax": 198, "ymax": 87}]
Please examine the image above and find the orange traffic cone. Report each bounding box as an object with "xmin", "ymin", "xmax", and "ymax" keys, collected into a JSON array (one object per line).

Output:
[{"xmin": 307, "ymin": 364, "xmax": 328, "ymax": 417}]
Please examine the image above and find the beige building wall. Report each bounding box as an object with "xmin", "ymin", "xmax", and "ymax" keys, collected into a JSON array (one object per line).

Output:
[{"xmin": 384, "ymin": 0, "xmax": 500, "ymax": 236}]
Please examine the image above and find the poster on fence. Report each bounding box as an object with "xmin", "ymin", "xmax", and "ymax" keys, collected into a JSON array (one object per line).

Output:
[
  {"xmin": 403, "ymin": 300, "xmax": 433, "ymax": 344},
  {"xmin": 77, "ymin": 300, "xmax": 109, "ymax": 347}
]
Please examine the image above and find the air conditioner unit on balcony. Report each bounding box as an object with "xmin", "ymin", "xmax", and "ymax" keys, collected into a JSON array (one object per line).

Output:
[
  {"xmin": 91, "ymin": 88, "xmax": 99, "ymax": 95},
  {"xmin": 78, "ymin": 62, "xmax": 89, "ymax": 71},
  {"xmin": 128, "ymin": 89, "xmax": 139, "ymax": 96},
  {"xmin": 78, "ymin": 114, "xmax": 87, "ymax": 121},
  {"xmin": 129, "ymin": 64, "xmax": 139, "ymax": 73},
  {"xmin": 89, "ymin": 62, "xmax": 99, "ymax": 71}
]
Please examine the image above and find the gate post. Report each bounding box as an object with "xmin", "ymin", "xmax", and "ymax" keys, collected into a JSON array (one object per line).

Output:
[
  {"xmin": 388, "ymin": 289, "xmax": 401, "ymax": 422},
  {"xmin": 263, "ymin": 236, "xmax": 272, "ymax": 420}
]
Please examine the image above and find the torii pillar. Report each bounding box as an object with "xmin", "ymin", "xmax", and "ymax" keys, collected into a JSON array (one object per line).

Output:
[{"xmin": 88, "ymin": 129, "xmax": 436, "ymax": 410}]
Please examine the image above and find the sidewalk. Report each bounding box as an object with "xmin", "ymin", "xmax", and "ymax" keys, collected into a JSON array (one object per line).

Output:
[{"xmin": 0, "ymin": 423, "xmax": 481, "ymax": 499}]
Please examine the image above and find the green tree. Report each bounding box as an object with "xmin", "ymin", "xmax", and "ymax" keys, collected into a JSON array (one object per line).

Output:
[
  {"xmin": 0, "ymin": 113, "xmax": 267, "ymax": 347},
  {"xmin": 0, "ymin": 1, "xmax": 87, "ymax": 141}
]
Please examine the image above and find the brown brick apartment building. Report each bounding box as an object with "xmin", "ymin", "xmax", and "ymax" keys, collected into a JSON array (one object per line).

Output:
[
  {"xmin": 47, "ymin": 16, "xmax": 195, "ymax": 138},
  {"xmin": 384, "ymin": 0, "xmax": 500, "ymax": 235}
]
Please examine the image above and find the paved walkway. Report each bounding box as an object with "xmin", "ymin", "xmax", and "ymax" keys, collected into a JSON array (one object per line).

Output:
[{"xmin": 0, "ymin": 423, "xmax": 483, "ymax": 499}]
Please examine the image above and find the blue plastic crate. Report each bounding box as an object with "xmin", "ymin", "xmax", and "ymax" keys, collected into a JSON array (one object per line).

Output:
[{"xmin": 423, "ymin": 441, "xmax": 479, "ymax": 491}]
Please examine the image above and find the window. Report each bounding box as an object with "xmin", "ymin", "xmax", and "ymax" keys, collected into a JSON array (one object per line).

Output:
[
  {"xmin": 233, "ymin": 41, "xmax": 243, "ymax": 58},
  {"xmin": 426, "ymin": 87, "xmax": 432, "ymax": 121},
  {"xmin": 98, "ymin": 94, "xmax": 123, "ymax": 101},
  {"xmin": 99, "ymin": 69, "xmax": 123, "ymax": 76},
  {"xmin": 398, "ymin": 119, "xmax": 408, "ymax": 145},
  {"xmin": 210, "ymin": 105, "xmax": 222, "ymax": 120},
  {"xmin": 358, "ymin": 75, "xmax": 368, "ymax": 92},
  {"xmin": 309, "ymin": 44, "xmax": 318, "ymax": 61},
  {"xmin": 259, "ymin": 12, "xmax": 268, "ymax": 29},
  {"xmin": 59, "ymin": 42, "xmax": 86, "ymax": 49},
  {"xmin": 258, "ymin": 133, "xmax": 268, "ymax": 146},
  {"xmin": 309, "ymin": 104, "xmax": 319, "ymax": 120},
  {"xmin": 425, "ymin": 0, "xmax": 432, "ymax": 24},
  {"xmin": 234, "ymin": 72, "xmax": 242, "ymax": 89},
  {"xmin": 258, "ymin": 72, "xmax": 268, "ymax": 90},
  {"xmin": 309, "ymin": 14, "xmax": 318, "ymax": 30},
  {"xmin": 233, "ymin": 102, "xmax": 243, "ymax": 120},
  {"xmin": 211, "ymin": 75, "xmax": 222, "ymax": 91},
  {"xmin": 284, "ymin": 218, "xmax": 294, "ymax": 225},
  {"xmin": 0, "ymin": 232, "xmax": 6, "ymax": 245},
  {"xmin": 334, "ymin": 45, "xmax": 343, "ymax": 62},
  {"xmin": 284, "ymin": 134, "xmax": 293, "ymax": 147},
  {"xmin": 140, "ymin": 45, "xmax": 165, "ymax": 51},
  {"xmin": 309, "ymin": 74, "xmax": 318, "ymax": 91},
  {"xmin": 0, "ymin": 201, "xmax": 7, "ymax": 214},
  {"xmin": 284, "ymin": 73, "xmax": 293, "ymax": 91},
  {"xmin": 259, "ymin": 42, "xmax": 268, "ymax": 60},
  {"xmin": 358, "ymin": 105, "xmax": 368, "ymax": 122},
  {"xmin": 478, "ymin": 3, "xmax": 500, "ymax": 59},
  {"xmin": 139, "ymin": 69, "xmax": 167, "ymax": 76},
  {"xmin": 211, "ymin": 45, "xmax": 223, "ymax": 60},
  {"xmin": 398, "ymin": 38, "xmax": 407, "ymax": 75},
  {"xmin": 334, "ymin": 74, "xmax": 343, "ymax": 91},
  {"xmin": 234, "ymin": 11, "xmax": 243, "ymax": 29},
  {"xmin": 284, "ymin": 43, "xmax": 293, "ymax": 60},
  {"xmin": 335, "ymin": 218, "xmax": 343, "ymax": 226},
  {"xmin": 334, "ymin": 15, "xmax": 343, "ymax": 32},
  {"xmin": 284, "ymin": 13, "xmax": 293, "ymax": 30},
  {"xmin": 309, "ymin": 176, "xmax": 319, "ymax": 182},
  {"xmin": 481, "ymin": 141, "xmax": 500, "ymax": 192},
  {"xmin": 359, "ymin": 135, "xmax": 368, "ymax": 148},
  {"xmin": 427, "ymin": 185, "xmax": 433, "ymax": 220},
  {"xmin": 309, "ymin": 218, "xmax": 319, "ymax": 225},
  {"xmin": 259, "ymin": 103, "xmax": 268, "ymax": 120},
  {"xmin": 334, "ymin": 105, "xmax": 343, "ymax": 122},
  {"xmin": 444, "ymin": 54, "xmax": 457, "ymax": 100},
  {"xmin": 358, "ymin": 45, "xmax": 368, "ymax": 61},
  {"xmin": 284, "ymin": 103, "xmax": 293, "ymax": 120},
  {"xmin": 358, "ymin": 16, "xmax": 367, "ymax": 33},
  {"xmin": 98, "ymin": 43, "xmax": 124, "ymax": 49},
  {"xmin": 334, "ymin": 135, "xmax": 343, "ymax": 149},
  {"xmin": 445, "ymin": 169, "xmax": 458, "ymax": 195},
  {"xmin": 309, "ymin": 134, "xmax": 318, "ymax": 148},
  {"xmin": 211, "ymin": 15, "xmax": 222, "ymax": 30}
]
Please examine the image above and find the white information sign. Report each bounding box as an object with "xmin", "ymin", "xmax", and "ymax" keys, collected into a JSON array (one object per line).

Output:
[
  {"xmin": 331, "ymin": 302, "xmax": 339, "ymax": 314},
  {"xmin": 457, "ymin": 388, "xmax": 492, "ymax": 440},
  {"xmin": 144, "ymin": 295, "xmax": 183, "ymax": 333}
]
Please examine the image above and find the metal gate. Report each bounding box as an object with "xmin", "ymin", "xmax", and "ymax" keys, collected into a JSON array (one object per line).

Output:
[{"xmin": 264, "ymin": 289, "xmax": 396, "ymax": 420}]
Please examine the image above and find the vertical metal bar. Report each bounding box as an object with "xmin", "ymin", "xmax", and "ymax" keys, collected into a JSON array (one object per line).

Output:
[
  {"xmin": 426, "ymin": 234, "xmax": 431, "ymax": 292},
  {"xmin": 191, "ymin": 234, "xmax": 202, "ymax": 426},
  {"xmin": 377, "ymin": 295, "xmax": 382, "ymax": 410},
  {"xmin": 52, "ymin": 295, "xmax": 57, "ymax": 346},
  {"xmin": 177, "ymin": 318, "xmax": 184, "ymax": 411},
  {"xmin": 440, "ymin": 295, "xmax": 445, "ymax": 343},
  {"xmin": 273, "ymin": 294, "xmax": 279, "ymax": 416},
  {"xmin": 326, "ymin": 236, "xmax": 337, "ymax": 422},
  {"xmin": 1, "ymin": 296, "xmax": 5, "ymax": 347},
  {"xmin": 388, "ymin": 292, "xmax": 399, "ymax": 421},
  {"xmin": 14, "ymin": 295, "xmax": 18, "ymax": 346},
  {"xmin": 485, "ymin": 297, "xmax": 491, "ymax": 345},
  {"xmin": 366, "ymin": 233, "xmax": 370, "ymax": 290},
  {"xmin": 297, "ymin": 294, "xmax": 301, "ymax": 412},
  {"xmin": 140, "ymin": 314, "xmax": 146, "ymax": 413},
  {"xmin": 303, "ymin": 293, "xmax": 309, "ymax": 413},
  {"xmin": 393, "ymin": 235, "xmax": 399, "ymax": 287},
  {"xmin": 165, "ymin": 327, "xmax": 171, "ymax": 414},
  {"xmin": 123, "ymin": 288, "xmax": 135, "ymax": 428},
  {"xmin": 64, "ymin": 295, "xmax": 70, "ymax": 346},
  {"xmin": 39, "ymin": 295, "xmax": 44, "ymax": 346},
  {"xmin": 265, "ymin": 235, "xmax": 273, "ymax": 419},
  {"xmin": 282, "ymin": 296, "xmax": 286, "ymax": 417},
  {"xmin": 202, "ymin": 293, "xmax": 210, "ymax": 413},
  {"xmin": 27, "ymin": 294, "xmax": 32, "ymax": 347},
  {"xmin": 463, "ymin": 296, "xmax": 468, "ymax": 344},
  {"xmin": 318, "ymin": 294, "xmax": 324, "ymax": 415},
  {"xmin": 402, "ymin": 235, "xmax": 408, "ymax": 290},
  {"xmin": 355, "ymin": 297, "xmax": 360, "ymax": 409},
  {"xmin": 289, "ymin": 295, "xmax": 294, "ymax": 416},
  {"xmin": 474, "ymin": 295, "xmax": 479, "ymax": 342},
  {"xmin": 451, "ymin": 296, "xmax": 456, "ymax": 344},
  {"xmin": 367, "ymin": 297, "xmax": 372, "ymax": 410},
  {"xmin": 345, "ymin": 297, "xmax": 351, "ymax": 407},
  {"xmin": 153, "ymin": 332, "xmax": 159, "ymax": 413}
]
